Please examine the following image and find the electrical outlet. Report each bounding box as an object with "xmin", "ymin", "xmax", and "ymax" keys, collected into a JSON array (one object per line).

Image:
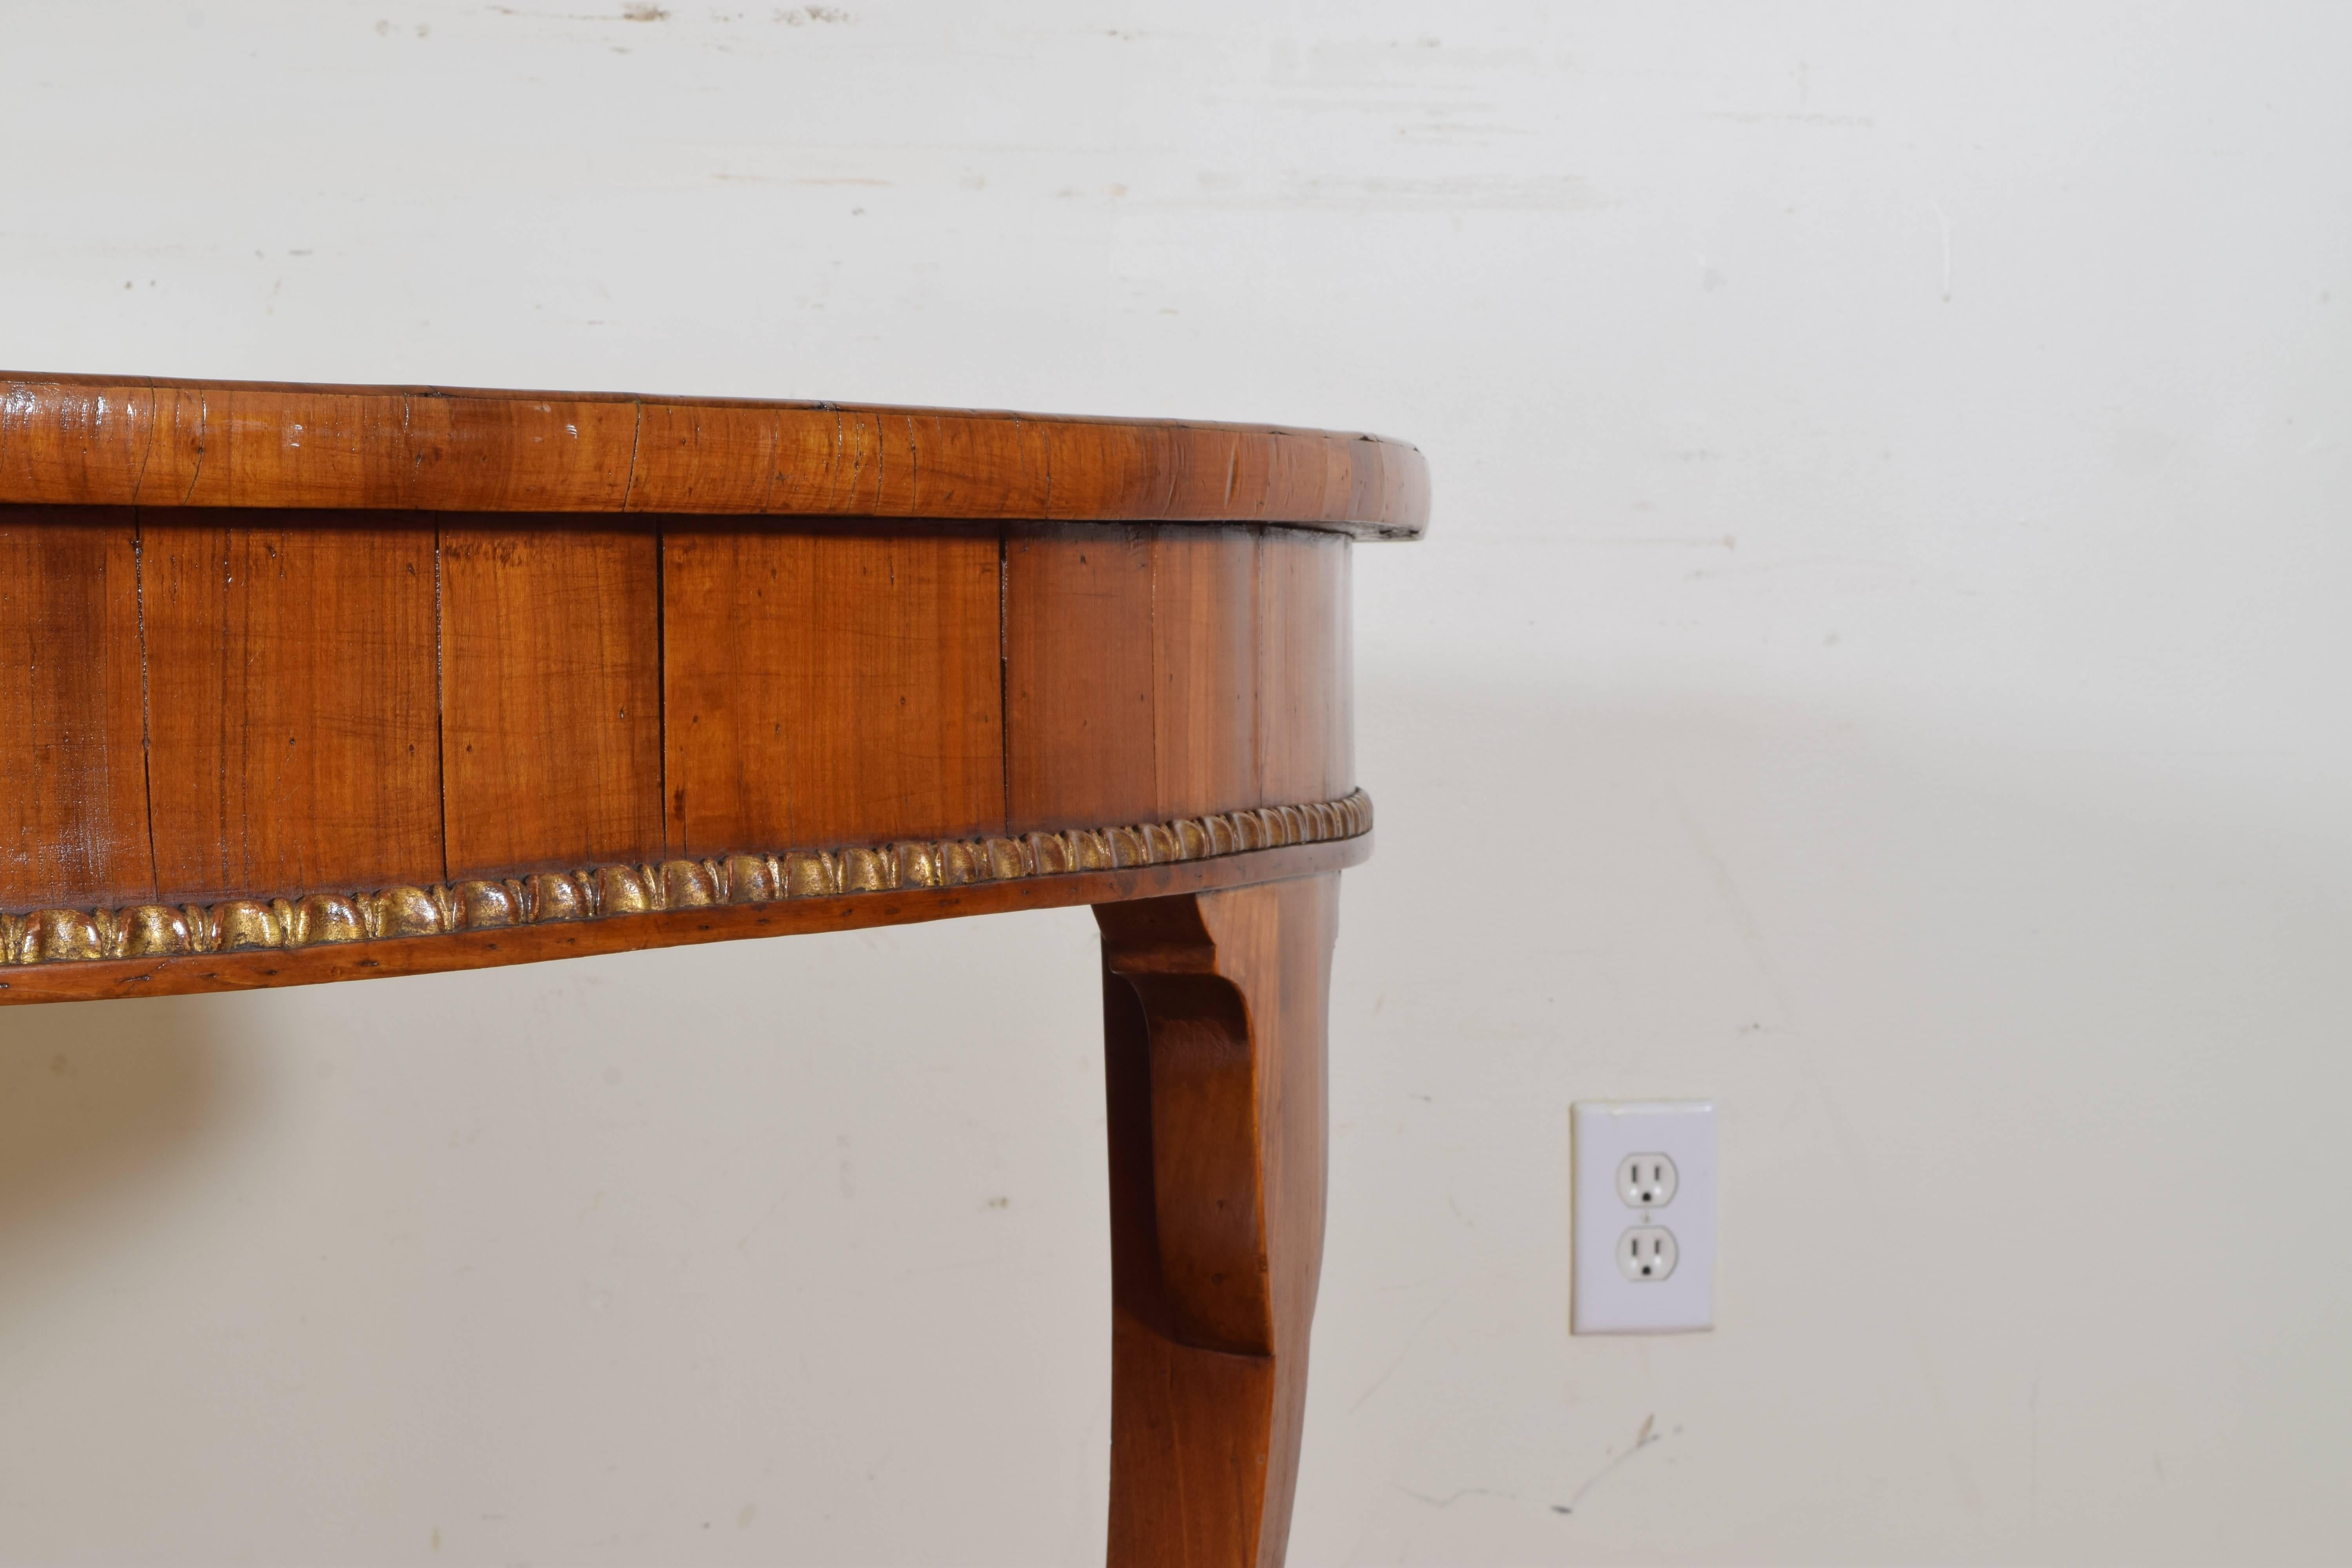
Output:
[
  {"xmin": 1617, "ymin": 1152, "xmax": 1678, "ymax": 1208},
  {"xmin": 1617, "ymin": 1225, "xmax": 1678, "ymax": 1281},
  {"xmin": 1573, "ymin": 1101, "xmax": 1715, "ymax": 1334}
]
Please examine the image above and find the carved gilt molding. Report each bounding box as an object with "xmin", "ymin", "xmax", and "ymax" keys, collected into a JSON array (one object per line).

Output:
[{"xmin": 0, "ymin": 790, "xmax": 1372, "ymax": 968}]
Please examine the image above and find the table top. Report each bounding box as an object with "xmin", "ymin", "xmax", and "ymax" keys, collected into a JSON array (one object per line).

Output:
[
  {"xmin": 0, "ymin": 370, "xmax": 1410, "ymax": 1007},
  {"xmin": 0, "ymin": 372, "xmax": 1429, "ymax": 539}
]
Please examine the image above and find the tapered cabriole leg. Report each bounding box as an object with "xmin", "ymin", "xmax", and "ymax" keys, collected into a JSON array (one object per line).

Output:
[{"xmin": 1094, "ymin": 874, "xmax": 1339, "ymax": 1568}]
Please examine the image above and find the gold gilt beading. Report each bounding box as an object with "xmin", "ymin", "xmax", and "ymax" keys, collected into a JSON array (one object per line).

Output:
[{"xmin": 0, "ymin": 790, "xmax": 1373, "ymax": 968}]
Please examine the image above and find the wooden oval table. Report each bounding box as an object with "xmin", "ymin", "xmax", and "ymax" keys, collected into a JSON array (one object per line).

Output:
[{"xmin": 0, "ymin": 374, "xmax": 1426, "ymax": 1566}]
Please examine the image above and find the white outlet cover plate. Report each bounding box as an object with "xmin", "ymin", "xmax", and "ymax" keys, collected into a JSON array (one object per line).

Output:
[{"xmin": 1572, "ymin": 1101, "xmax": 1716, "ymax": 1334}]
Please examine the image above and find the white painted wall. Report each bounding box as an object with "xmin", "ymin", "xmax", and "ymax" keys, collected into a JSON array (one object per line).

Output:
[{"xmin": 3, "ymin": 3, "xmax": 2347, "ymax": 1560}]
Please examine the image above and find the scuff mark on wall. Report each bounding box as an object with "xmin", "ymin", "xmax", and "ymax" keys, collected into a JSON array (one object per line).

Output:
[{"xmin": 1550, "ymin": 1413, "xmax": 1672, "ymax": 1515}]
